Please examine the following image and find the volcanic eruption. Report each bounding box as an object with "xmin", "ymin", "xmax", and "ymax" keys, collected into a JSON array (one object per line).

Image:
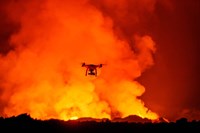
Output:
[{"xmin": 0, "ymin": 0, "xmax": 162, "ymax": 121}]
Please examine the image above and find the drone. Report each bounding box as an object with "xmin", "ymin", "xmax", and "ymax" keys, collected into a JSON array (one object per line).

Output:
[{"xmin": 81, "ymin": 62, "xmax": 104, "ymax": 76}]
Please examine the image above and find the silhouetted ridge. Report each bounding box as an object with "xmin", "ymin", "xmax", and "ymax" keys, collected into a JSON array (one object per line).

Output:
[
  {"xmin": 0, "ymin": 113, "xmax": 199, "ymax": 132},
  {"xmin": 112, "ymin": 115, "xmax": 152, "ymax": 123}
]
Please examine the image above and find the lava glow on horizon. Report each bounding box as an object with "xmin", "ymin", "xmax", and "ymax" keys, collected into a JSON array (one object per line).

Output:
[{"xmin": 0, "ymin": 0, "xmax": 159, "ymax": 121}]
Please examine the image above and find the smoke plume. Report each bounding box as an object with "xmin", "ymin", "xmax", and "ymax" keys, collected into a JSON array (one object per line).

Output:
[{"xmin": 0, "ymin": 0, "xmax": 159, "ymax": 120}]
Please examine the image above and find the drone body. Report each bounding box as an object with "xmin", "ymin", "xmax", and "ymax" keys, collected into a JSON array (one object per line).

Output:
[{"xmin": 82, "ymin": 62, "xmax": 103, "ymax": 76}]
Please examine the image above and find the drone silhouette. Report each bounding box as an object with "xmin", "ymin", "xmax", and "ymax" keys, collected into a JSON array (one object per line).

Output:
[{"xmin": 82, "ymin": 62, "xmax": 104, "ymax": 76}]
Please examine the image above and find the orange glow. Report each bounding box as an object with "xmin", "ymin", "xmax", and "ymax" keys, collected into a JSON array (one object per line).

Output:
[
  {"xmin": 0, "ymin": 0, "xmax": 159, "ymax": 121},
  {"xmin": 69, "ymin": 116, "xmax": 79, "ymax": 120}
]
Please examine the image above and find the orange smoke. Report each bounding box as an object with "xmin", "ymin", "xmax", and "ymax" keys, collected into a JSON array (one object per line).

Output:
[{"xmin": 0, "ymin": 0, "xmax": 158, "ymax": 121}]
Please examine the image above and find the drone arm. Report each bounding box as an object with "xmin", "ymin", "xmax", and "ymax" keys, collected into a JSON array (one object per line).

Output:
[
  {"xmin": 95, "ymin": 68, "xmax": 97, "ymax": 76},
  {"xmin": 85, "ymin": 68, "xmax": 88, "ymax": 76}
]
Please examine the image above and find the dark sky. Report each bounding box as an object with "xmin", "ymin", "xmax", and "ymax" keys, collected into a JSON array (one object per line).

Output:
[
  {"xmin": 0, "ymin": 0, "xmax": 200, "ymax": 122},
  {"xmin": 138, "ymin": 0, "xmax": 200, "ymax": 121}
]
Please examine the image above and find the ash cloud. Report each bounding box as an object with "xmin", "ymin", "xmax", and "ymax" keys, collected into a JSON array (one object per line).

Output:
[{"xmin": 0, "ymin": 0, "xmax": 158, "ymax": 120}]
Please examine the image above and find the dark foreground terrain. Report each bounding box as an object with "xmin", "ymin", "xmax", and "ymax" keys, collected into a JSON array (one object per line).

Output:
[{"xmin": 0, "ymin": 114, "xmax": 199, "ymax": 133}]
